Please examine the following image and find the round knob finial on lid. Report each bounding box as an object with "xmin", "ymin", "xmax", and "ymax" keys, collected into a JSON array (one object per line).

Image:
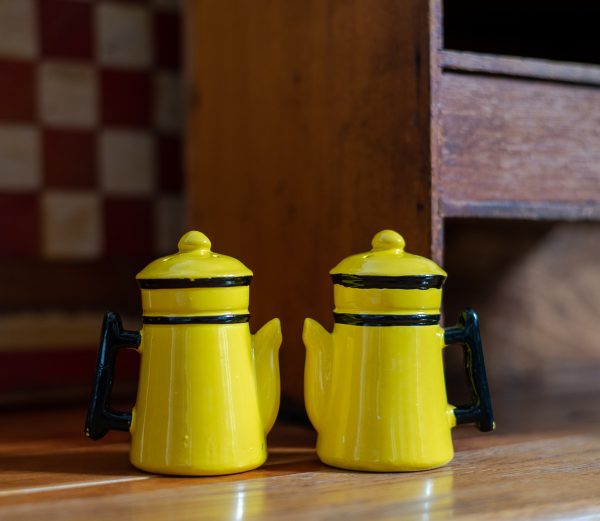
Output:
[
  {"xmin": 178, "ymin": 230, "xmax": 211, "ymax": 254},
  {"xmin": 371, "ymin": 230, "xmax": 405, "ymax": 252}
]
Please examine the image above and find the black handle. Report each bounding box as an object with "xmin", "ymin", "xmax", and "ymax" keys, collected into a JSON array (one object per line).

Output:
[
  {"xmin": 85, "ymin": 312, "xmax": 141, "ymax": 440},
  {"xmin": 444, "ymin": 308, "xmax": 495, "ymax": 432}
]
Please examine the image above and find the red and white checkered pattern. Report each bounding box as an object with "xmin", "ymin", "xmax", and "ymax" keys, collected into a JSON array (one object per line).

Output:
[{"xmin": 0, "ymin": 0, "xmax": 184, "ymax": 260}]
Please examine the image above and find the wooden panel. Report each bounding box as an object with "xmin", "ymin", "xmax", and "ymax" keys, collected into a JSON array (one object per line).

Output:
[
  {"xmin": 441, "ymin": 50, "xmax": 600, "ymax": 86},
  {"xmin": 184, "ymin": 1, "xmax": 434, "ymax": 403},
  {"xmin": 438, "ymin": 73, "xmax": 600, "ymax": 218}
]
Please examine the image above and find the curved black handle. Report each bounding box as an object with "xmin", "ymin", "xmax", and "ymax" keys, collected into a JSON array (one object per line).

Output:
[
  {"xmin": 85, "ymin": 312, "xmax": 141, "ymax": 440},
  {"xmin": 444, "ymin": 308, "xmax": 495, "ymax": 432}
]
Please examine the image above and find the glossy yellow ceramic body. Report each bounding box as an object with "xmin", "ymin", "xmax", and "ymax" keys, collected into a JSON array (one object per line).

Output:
[
  {"xmin": 305, "ymin": 320, "xmax": 455, "ymax": 471},
  {"xmin": 129, "ymin": 231, "xmax": 281, "ymax": 475},
  {"xmin": 304, "ymin": 230, "xmax": 457, "ymax": 472}
]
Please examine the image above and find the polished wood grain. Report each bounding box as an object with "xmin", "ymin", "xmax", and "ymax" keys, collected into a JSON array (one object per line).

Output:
[
  {"xmin": 1, "ymin": 396, "xmax": 600, "ymax": 520},
  {"xmin": 185, "ymin": 0, "xmax": 434, "ymax": 405}
]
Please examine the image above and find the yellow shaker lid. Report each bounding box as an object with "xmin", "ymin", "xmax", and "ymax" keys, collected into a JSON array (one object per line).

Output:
[
  {"xmin": 330, "ymin": 230, "xmax": 446, "ymax": 287},
  {"xmin": 136, "ymin": 231, "xmax": 252, "ymax": 284}
]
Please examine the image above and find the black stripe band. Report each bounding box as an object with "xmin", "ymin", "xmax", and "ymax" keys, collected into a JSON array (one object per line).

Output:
[
  {"xmin": 143, "ymin": 314, "xmax": 250, "ymax": 325},
  {"xmin": 138, "ymin": 276, "xmax": 252, "ymax": 289},
  {"xmin": 334, "ymin": 313, "xmax": 440, "ymax": 327},
  {"xmin": 331, "ymin": 274, "xmax": 445, "ymax": 290}
]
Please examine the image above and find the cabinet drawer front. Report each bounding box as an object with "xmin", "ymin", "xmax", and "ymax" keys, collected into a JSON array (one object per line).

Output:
[{"xmin": 439, "ymin": 73, "xmax": 600, "ymax": 218}]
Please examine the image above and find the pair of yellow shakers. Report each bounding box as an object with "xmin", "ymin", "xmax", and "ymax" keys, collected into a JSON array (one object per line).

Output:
[{"xmin": 86, "ymin": 230, "xmax": 494, "ymax": 475}]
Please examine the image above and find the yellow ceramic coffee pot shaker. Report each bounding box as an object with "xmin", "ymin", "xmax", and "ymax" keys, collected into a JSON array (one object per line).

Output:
[
  {"xmin": 304, "ymin": 230, "xmax": 494, "ymax": 472},
  {"xmin": 86, "ymin": 231, "xmax": 282, "ymax": 475}
]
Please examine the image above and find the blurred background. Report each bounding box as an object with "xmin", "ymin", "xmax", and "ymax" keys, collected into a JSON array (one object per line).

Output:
[
  {"xmin": 0, "ymin": 0, "xmax": 184, "ymax": 405},
  {"xmin": 0, "ymin": 0, "xmax": 599, "ymax": 423}
]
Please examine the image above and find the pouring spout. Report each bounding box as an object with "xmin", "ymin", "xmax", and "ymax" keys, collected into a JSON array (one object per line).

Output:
[
  {"xmin": 252, "ymin": 318, "xmax": 282, "ymax": 434},
  {"xmin": 303, "ymin": 318, "xmax": 333, "ymax": 433}
]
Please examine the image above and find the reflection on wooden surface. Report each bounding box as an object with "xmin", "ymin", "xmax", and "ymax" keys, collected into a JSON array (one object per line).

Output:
[{"xmin": 1, "ymin": 395, "xmax": 600, "ymax": 520}]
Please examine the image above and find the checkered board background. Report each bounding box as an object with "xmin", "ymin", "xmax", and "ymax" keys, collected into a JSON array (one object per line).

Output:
[{"xmin": 0, "ymin": 0, "xmax": 184, "ymax": 260}]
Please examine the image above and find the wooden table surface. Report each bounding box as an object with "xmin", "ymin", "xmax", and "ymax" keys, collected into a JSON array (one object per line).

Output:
[{"xmin": 1, "ymin": 393, "xmax": 600, "ymax": 520}]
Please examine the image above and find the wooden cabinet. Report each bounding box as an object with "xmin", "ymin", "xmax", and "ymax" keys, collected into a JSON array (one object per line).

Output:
[{"xmin": 184, "ymin": 0, "xmax": 600, "ymax": 407}]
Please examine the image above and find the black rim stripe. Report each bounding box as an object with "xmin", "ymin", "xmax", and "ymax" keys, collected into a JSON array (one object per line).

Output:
[
  {"xmin": 138, "ymin": 276, "xmax": 252, "ymax": 289},
  {"xmin": 334, "ymin": 313, "xmax": 440, "ymax": 327},
  {"xmin": 143, "ymin": 314, "xmax": 250, "ymax": 325},
  {"xmin": 331, "ymin": 274, "xmax": 445, "ymax": 290}
]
